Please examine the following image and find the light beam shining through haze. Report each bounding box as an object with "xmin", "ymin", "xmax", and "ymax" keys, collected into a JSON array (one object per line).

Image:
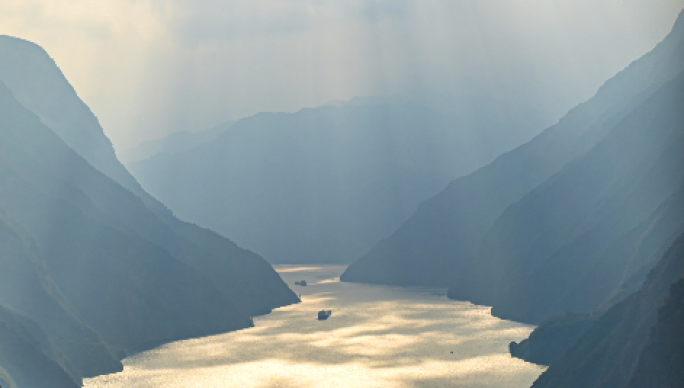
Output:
[{"xmin": 1, "ymin": 0, "xmax": 683, "ymax": 149}]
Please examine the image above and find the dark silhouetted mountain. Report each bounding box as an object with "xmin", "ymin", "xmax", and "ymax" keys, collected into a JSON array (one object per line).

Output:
[
  {"xmin": 0, "ymin": 34, "xmax": 298, "ymax": 319},
  {"xmin": 509, "ymin": 313, "xmax": 598, "ymax": 366},
  {"xmin": 342, "ymin": 10, "xmax": 684, "ymax": 295},
  {"xmin": 0, "ymin": 305, "xmax": 79, "ymax": 388},
  {"xmin": 118, "ymin": 121, "xmax": 234, "ymax": 164},
  {"xmin": 531, "ymin": 230, "xmax": 684, "ymax": 388},
  {"xmin": 0, "ymin": 207, "xmax": 121, "ymax": 380},
  {"xmin": 128, "ymin": 97, "xmax": 550, "ymax": 264},
  {"xmin": 625, "ymin": 278, "xmax": 684, "ymax": 388}
]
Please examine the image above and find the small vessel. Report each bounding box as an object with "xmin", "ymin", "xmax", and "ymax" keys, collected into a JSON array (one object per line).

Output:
[
  {"xmin": 318, "ymin": 310, "xmax": 332, "ymax": 320},
  {"xmin": 294, "ymin": 280, "xmax": 307, "ymax": 286}
]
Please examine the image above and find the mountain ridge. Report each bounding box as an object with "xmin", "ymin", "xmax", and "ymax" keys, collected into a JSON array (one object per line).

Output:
[
  {"xmin": 129, "ymin": 93, "xmax": 551, "ymax": 265},
  {"xmin": 0, "ymin": 36, "xmax": 299, "ymax": 385},
  {"xmin": 118, "ymin": 121, "xmax": 234, "ymax": 164},
  {"xmin": 342, "ymin": 10, "xmax": 684, "ymax": 314}
]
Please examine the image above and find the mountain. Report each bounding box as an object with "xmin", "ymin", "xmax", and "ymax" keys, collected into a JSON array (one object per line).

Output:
[
  {"xmin": 342, "ymin": 10, "xmax": 684, "ymax": 296},
  {"xmin": 0, "ymin": 36, "xmax": 299, "ymax": 380},
  {"xmin": 530, "ymin": 231, "xmax": 684, "ymax": 388},
  {"xmin": 625, "ymin": 278, "xmax": 684, "ymax": 388},
  {"xmin": 0, "ymin": 35, "xmax": 298, "ymax": 319},
  {"xmin": 128, "ymin": 97, "xmax": 550, "ymax": 264},
  {"xmin": 509, "ymin": 173, "xmax": 684, "ymax": 365},
  {"xmin": 0, "ymin": 36, "xmax": 152, "ymax": 212},
  {"xmin": 0, "ymin": 78, "xmax": 253, "ymax": 355},
  {"xmin": 0, "ymin": 305, "xmax": 79, "ymax": 388},
  {"xmin": 118, "ymin": 121, "xmax": 234, "ymax": 164},
  {"xmin": 467, "ymin": 69, "xmax": 684, "ymax": 324},
  {"xmin": 508, "ymin": 312, "xmax": 598, "ymax": 366},
  {"xmin": 0, "ymin": 207, "xmax": 120, "ymax": 380},
  {"xmin": 596, "ymin": 176, "xmax": 684, "ymax": 309}
]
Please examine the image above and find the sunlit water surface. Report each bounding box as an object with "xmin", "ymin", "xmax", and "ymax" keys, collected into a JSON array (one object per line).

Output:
[{"xmin": 85, "ymin": 266, "xmax": 544, "ymax": 388}]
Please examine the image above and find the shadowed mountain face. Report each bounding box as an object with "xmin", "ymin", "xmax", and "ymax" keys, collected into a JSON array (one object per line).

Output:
[
  {"xmin": 508, "ymin": 181, "xmax": 684, "ymax": 367},
  {"xmin": 531, "ymin": 231, "xmax": 684, "ymax": 388},
  {"xmin": 0, "ymin": 78, "xmax": 253, "ymax": 356},
  {"xmin": 342, "ymin": 11, "xmax": 684, "ymax": 319},
  {"xmin": 0, "ymin": 38, "xmax": 295, "ymax": 318},
  {"xmin": 473, "ymin": 71, "xmax": 684, "ymax": 324},
  {"xmin": 128, "ymin": 98, "xmax": 550, "ymax": 265},
  {"xmin": 625, "ymin": 278, "xmax": 684, "ymax": 388},
  {"xmin": 0, "ymin": 208, "xmax": 120, "ymax": 380},
  {"xmin": 0, "ymin": 305, "xmax": 79, "ymax": 388},
  {"xmin": 0, "ymin": 34, "xmax": 298, "ymax": 317},
  {"xmin": 0, "ymin": 37, "xmax": 299, "ymax": 383},
  {"xmin": 508, "ymin": 313, "xmax": 598, "ymax": 366}
]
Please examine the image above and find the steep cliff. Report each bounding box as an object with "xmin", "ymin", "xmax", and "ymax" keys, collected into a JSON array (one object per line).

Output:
[
  {"xmin": 0, "ymin": 35, "xmax": 298, "ymax": 319},
  {"xmin": 479, "ymin": 70, "xmax": 684, "ymax": 324},
  {"xmin": 625, "ymin": 278, "xmax": 684, "ymax": 388},
  {"xmin": 0, "ymin": 208, "xmax": 120, "ymax": 379},
  {"xmin": 0, "ymin": 305, "xmax": 79, "ymax": 388},
  {"xmin": 531, "ymin": 231, "xmax": 684, "ymax": 388}
]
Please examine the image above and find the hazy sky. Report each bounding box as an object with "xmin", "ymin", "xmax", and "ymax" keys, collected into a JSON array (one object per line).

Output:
[{"xmin": 2, "ymin": 0, "xmax": 683, "ymax": 149}]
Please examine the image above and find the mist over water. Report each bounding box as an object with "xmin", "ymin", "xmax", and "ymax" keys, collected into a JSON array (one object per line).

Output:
[{"xmin": 85, "ymin": 266, "xmax": 543, "ymax": 388}]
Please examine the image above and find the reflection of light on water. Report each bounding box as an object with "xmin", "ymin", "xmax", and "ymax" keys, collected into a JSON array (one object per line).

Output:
[
  {"xmin": 312, "ymin": 278, "xmax": 339, "ymax": 285},
  {"xmin": 277, "ymin": 266, "xmax": 328, "ymax": 273},
  {"xmin": 85, "ymin": 266, "xmax": 544, "ymax": 388}
]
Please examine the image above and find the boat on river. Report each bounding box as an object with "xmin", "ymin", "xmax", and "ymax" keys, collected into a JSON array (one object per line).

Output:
[{"xmin": 318, "ymin": 310, "xmax": 332, "ymax": 320}]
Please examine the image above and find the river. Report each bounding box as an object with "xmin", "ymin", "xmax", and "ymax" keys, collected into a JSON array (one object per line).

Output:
[{"xmin": 85, "ymin": 265, "xmax": 544, "ymax": 387}]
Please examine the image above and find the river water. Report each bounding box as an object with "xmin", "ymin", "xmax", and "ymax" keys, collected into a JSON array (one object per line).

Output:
[{"xmin": 85, "ymin": 265, "xmax": 544, "ymax": 388}]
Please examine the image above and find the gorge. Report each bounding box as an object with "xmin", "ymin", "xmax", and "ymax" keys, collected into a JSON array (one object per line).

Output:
[{"xmin": 0, "ymin": 5, "xmax": 682, "ymax": 388}]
